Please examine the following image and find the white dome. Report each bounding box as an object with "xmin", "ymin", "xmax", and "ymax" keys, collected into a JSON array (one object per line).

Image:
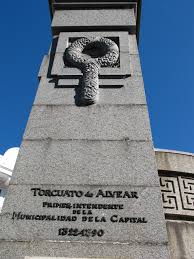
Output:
[
  {"xmin": 0, "ymin": 147, "xmax": 19, "ymax": 171},
  {"xmin": 0, "ymin": 147, "xmax": 19, "ymax": 212},
  {"xmin": 0, "ymin": 147, "xmax": 19, "ymax": 187}
]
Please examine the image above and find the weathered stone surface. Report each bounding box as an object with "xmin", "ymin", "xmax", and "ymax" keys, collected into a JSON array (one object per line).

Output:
[
  {"xmin": 156, "ymin": 149, "xmax": 194, "ymax": 175},
  {"xmin": 130, "ymin": 54, "xmax": 142, "ymax": 76},
  {"xmin": 52, "ymin": 9, "xmax": 136, "ymax": 34},
  {"xmin": 12, "ymin": 139, "xmax": 158, "ymax": 186},
  {"xmin": 24, "ymin": 105, "xmax": 151, "ymax": 141},
  {"xmin": 34, "ymin": 76, "xmax": 146, "ymax": 105},
  {"xmin": 0, "ymin": 240, "xmax": 169, "ymax": 259},
  {"xmin": 166, "ymin": 220, "xmax": 194, "ymax": 259},
  {"xmin": 129, "ymin": 35, "xmax": 139, "ymax": 54},
  {"xmin": 38, "ymin": 55, "xmax": 49, "ymax": 78}
]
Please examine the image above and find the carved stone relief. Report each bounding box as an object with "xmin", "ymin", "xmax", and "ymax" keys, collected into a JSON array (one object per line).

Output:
[
  {"xmin": 65, "ymin": 37, "xmax": 119, "ymax": 105},
  {"xmin": 50, "ymin": 31, "xmax": 130, "ymax": 77},
  {"xmin": 160, "ymin": 172, "xmax": 194, "ymax": 219}
]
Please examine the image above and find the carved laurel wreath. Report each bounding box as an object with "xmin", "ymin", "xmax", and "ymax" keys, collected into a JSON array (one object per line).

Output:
[{"xmin": 65, "ymin": 37, "xmax": 119, "ymax": 105}]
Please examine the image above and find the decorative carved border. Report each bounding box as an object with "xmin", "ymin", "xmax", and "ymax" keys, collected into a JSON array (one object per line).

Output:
[{"xmin": 159, "ymin": 171, "xmax": 194, "ymax": 220}]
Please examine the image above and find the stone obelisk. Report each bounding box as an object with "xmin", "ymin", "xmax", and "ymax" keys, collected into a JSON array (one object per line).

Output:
[{"xmin": 0, "ymin": 1, "xmax": 170, "ymax": 258}]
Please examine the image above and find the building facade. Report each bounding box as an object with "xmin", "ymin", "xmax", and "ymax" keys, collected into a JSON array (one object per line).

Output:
[{"xmin": 157, "ymin": 149, "xmax": 194, "ymax": 259}]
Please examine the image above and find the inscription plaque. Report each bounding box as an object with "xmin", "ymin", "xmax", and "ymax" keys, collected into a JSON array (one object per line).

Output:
[{"xmin": 2, "ymin": 185, "xmax": 160, "ymax": 243}]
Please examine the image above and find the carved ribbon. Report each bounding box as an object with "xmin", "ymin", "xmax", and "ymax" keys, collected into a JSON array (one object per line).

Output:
[{"xmin": 65, "ymin": 37, "xmax": 119, "ymax": 105}]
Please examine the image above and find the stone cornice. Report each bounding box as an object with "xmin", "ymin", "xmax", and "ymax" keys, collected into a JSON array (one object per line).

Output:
[{"xmin": 48, "ymin": 0, "xmax": 142, "ymax": 41}]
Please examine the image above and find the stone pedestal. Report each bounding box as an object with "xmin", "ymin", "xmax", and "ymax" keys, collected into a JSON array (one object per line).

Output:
[{"xmin": 0, "ymin": 1, "xmax": 170, "ymax": 258}]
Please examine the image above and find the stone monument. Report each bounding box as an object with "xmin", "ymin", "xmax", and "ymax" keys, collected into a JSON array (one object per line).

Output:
[{"xmin": 0, "ymin": 1, "xmax": 170, "ymax": 258}]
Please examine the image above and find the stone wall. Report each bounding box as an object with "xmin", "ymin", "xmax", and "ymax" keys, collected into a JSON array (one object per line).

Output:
[{"xmin": 156, "ymin": 149, "xmax": 194, "ymax": 259}]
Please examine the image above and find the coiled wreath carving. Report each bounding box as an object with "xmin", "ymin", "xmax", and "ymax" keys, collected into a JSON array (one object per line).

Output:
[{"xmin": 65, "ymin": 37, "xmax": 119, "ymax": 105}]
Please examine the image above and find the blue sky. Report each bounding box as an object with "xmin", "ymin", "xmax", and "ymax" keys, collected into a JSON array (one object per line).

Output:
[{"xmin": 0, "ymin": 0, "xmax": 194, "ymax": 154}]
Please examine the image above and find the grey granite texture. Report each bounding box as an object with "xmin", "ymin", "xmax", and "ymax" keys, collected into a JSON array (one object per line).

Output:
[
  {"xmin": 24, "ymin": 105, "xmax": 151, "ymax": 141},
  {"xmin": 0, "ymin": 240, "xmax": 169, "ymax": 259},
  {"xmin": 11, "ymin": 139, "xmax": 158, "ymax": 186},
  {"xmin": 34, "ymin": 76, "xmax": 146, "ymax": 105},
  {"xmin": 51, "ymin": 9, "xmax": 136, "ymax": 34},
  {"xmin": 166, "ymin": 220, "xmax": 194, "ymax": 259},
  {"xmin": 1, "ymin": 185, "xmax": 167, "ymax": 243},
  {"xmin": 130, "ymin": 54, "xmax": 142, "ymax": 76},
  {"xmin": 129, "ymin": 35, "xmax": 139, "ymax": 54},
  {"xmin": 57, "ymin": 78, "xmax": 125, "ymax": 88},
  {"xmin": 38, "ymin": 55, "xmax": 50, "ymax": 79}
]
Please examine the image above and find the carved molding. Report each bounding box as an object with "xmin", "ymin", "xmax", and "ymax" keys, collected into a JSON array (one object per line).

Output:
[{"xmin": 65, "ymin": 37, "xmax": 119, "ymax": 105}]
